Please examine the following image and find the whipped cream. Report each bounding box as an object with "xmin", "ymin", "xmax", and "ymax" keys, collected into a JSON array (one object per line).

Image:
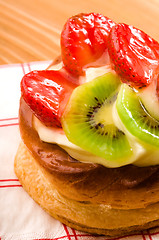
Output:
[{"xmin": 33, "ymin": 65, "xmax": 159, "ymax": 168}]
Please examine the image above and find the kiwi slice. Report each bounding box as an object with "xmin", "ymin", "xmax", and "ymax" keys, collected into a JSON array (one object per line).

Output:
[
  {"xmin": 61, "ymin": 73, "xmax": 132, "ymax": 163},
  {"xmin": 116, "ymin": 84, "xmax": 159, "ymax": 148}
]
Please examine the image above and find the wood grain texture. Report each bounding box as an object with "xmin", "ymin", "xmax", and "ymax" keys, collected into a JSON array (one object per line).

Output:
[{"xmin": 0, "ymin": 0, "xmax": 159, "ymax": 64}]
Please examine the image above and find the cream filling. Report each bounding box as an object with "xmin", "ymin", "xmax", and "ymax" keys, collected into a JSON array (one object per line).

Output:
[
  {"xmin": 33, "ymin": 66, "xmax": 159, "ymax": 168},
  {"xmin": 33, "ymin": 116, "xmax": 137, "ymax": 168}
]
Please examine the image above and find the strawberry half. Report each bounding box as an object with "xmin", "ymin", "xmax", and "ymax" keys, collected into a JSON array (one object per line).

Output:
[
  {"xmin": 21, "ymin": 70, "xmax": 77, "ymax": 127},
  {"xmin": 61, "ymin": 12, "xmax": 115, "ymax": 76},
  {"xmin": 108, "ymin": 23, "xmax": 159, "ymax": 89}
]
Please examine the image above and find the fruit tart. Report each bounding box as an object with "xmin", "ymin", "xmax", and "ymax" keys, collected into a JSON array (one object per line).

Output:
[{"xmin": 15, "ymin": 13, "xmax": 159, "ymax": 237}]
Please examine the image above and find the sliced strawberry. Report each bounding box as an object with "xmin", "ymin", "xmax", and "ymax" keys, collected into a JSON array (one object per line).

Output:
[
  {"xmin": 108, "ymin": 23, "xmax": 159, "ymax": 89},
  {"xmin": 61, "ymin": 12, "xmax": 115, "ymax": 76},
  {"xmin": 21, "ymin": 70, "xmax": 77, "ymax": 127}
]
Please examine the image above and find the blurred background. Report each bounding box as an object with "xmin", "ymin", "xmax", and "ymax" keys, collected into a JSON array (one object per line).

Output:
[{"xmin": 1, "ymin": 0, "xmax": 159, "ymax": 65}]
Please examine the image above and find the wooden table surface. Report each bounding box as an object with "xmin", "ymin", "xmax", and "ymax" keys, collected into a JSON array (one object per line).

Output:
[{"xmin": 1, "ymin": 0, "xmax": 159, "ymax": 65}]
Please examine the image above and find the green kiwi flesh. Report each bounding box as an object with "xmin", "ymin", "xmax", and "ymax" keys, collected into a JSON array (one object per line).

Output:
[
  {"xmin": 62, "ymin": 73, "xmax": 132, "ymax": 163},
  {"xmin": 116, "ymin": 84, "xmax": 159, "ymax": 148}
]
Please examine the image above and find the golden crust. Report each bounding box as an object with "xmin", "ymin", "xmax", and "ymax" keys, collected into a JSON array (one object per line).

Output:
[{"xmin": 14, "ymin": 142, "xmax": 159, "ymax": 237}]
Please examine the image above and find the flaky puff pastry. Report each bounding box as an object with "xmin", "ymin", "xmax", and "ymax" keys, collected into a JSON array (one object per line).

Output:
[{"xmin": 14, "ymin": 142, "xmax": 159, "ymax": 237}]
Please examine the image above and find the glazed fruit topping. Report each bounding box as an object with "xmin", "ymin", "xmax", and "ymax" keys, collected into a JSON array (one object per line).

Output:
[
  {"xmin": 21, "ymin": 13, "xmax": 159, "ymax": 129},
  {"xmin": 61, "ymin": 12, "xmax": 115, "ymax": 76},
  {"xmin": 108, "ymin": 23, "xmax": 159, "ymax": 89},
  {"xmin": 21, "ymin": 70, "xmax": 77, "ymax": 128}
]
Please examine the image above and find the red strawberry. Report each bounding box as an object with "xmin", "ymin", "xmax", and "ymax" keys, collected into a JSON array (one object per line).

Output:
[
  {"xmin": 107, "ymin": 23, "xmax": 159, "ymax": 89},
  {"xmin": 21, "ymin": 70, "xmax": 77, "ymax": 127},
  {"xmin": 61, "ymin": 13, "xmax": 115, "ymax": 76}
]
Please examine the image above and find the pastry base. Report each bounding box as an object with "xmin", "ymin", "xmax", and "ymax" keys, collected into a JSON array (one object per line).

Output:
[{"xmin": 14, "ymin": 142, "xmax": 159, "ymax": 237}]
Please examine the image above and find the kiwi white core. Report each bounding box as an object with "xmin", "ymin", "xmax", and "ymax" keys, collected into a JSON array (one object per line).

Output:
[{"xmin": 94, "ymin": 103, "xmax": 114, "ymax": 125}]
